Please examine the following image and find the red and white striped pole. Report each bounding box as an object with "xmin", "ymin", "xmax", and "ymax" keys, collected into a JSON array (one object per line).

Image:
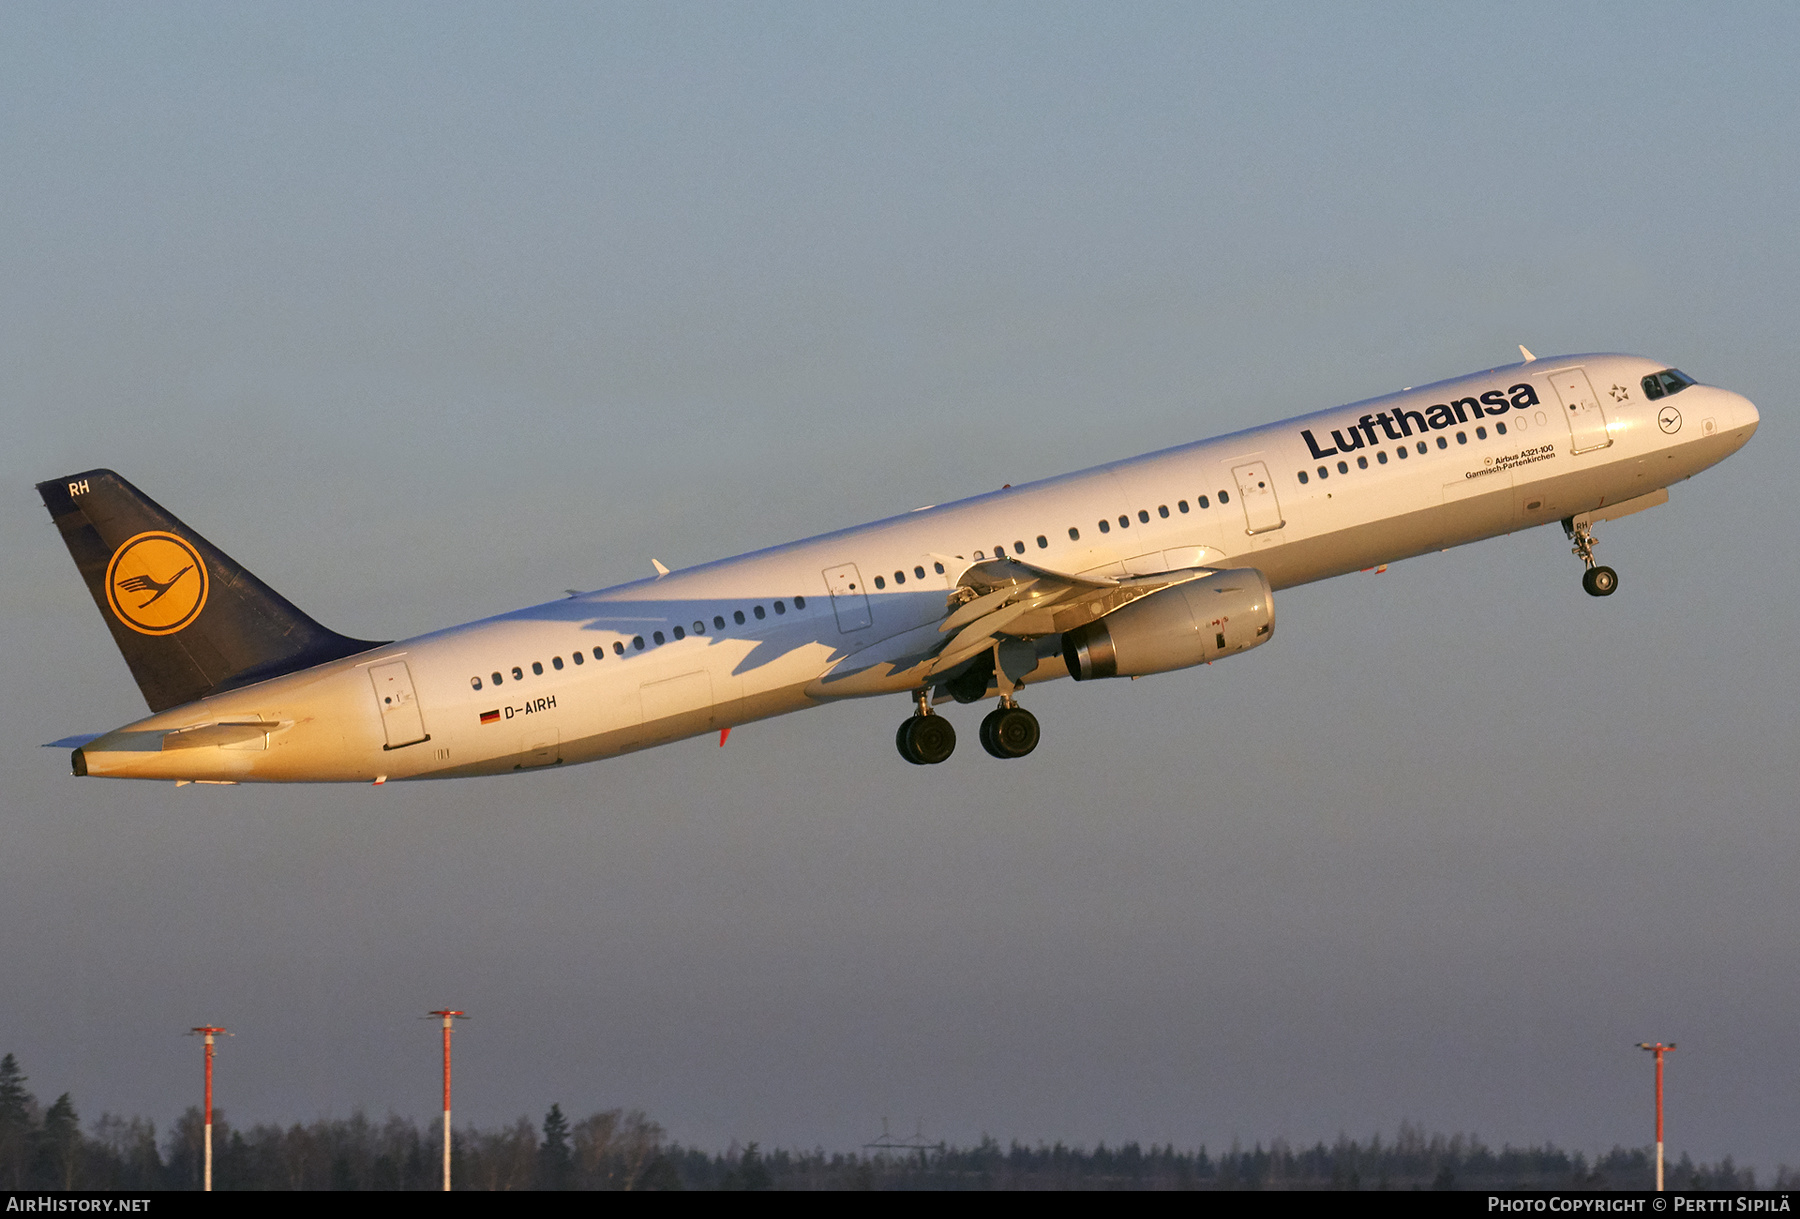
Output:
[
  {"xmin": 428, "ymin": 1011, "xmax": 466, "ymax": 1191},
  {"xmin": 1637, "ymin": 1042, "xmax": 1676, "ymax": 1191},
  {"xmin": 189, "ymin": 1026, "xmax": 229, "ymax": 1191}
]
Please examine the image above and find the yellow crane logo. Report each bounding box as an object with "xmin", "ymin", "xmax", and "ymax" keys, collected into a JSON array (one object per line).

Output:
[{"xmin": 105, "ymin": 531, "xmax": 209, "ymax": 635}]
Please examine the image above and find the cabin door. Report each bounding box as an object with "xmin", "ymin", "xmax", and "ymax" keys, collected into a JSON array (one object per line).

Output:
[
  {"xmin": 822, "ymin": 563, "xmax": 873, "ymax": 632},
  {"xmin": 1549, "ymin": 367, "xmax": 1613, "ymax": 454},
  {"xmin": 368, "ymin": 660, "xmax": 430, "ymax": 749},
  {"xmin": 1231, "ymin": 461, "xmax": 1286, "ymax": 535}
]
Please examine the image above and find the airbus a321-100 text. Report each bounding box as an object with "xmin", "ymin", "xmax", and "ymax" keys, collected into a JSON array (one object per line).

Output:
[{"xmin": 41, "ymin": 350, "xmax": 1757, "ymax": 783}]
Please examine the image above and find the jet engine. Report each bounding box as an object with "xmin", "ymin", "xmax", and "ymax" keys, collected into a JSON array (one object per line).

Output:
[{"xmin": 1061, "ymin": 568, "xmax": 1274, "ymax": 680}]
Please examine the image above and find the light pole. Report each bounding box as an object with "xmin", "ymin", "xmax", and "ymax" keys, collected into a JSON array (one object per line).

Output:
[
  {"xmin": 187, "ymin": 1026, "xmax": 230, "ymax": 1191},
  {"xmin": 427, "ymin": 1010, "xmax": 467, "ymax": 1191},
  {"xmin": 1637, "ymin": 1042, "xmax": 1676, "ymax": 1191}
]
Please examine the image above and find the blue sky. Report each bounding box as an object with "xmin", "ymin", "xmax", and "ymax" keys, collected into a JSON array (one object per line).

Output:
[{"xmin": 4, "ymin": 1, "xmax": 1797, "ymax": 1170}]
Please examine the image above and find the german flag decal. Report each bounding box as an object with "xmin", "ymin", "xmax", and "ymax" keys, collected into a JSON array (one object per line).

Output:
[{"xmin": 479, "ymin": 709, "xmax": 500, "ymax": 725}]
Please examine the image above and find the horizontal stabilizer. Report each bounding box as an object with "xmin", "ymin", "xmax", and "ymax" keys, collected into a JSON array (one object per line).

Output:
[{"xmin": 44, "ymin": 734, "xmax": 104, "ymax": 749}]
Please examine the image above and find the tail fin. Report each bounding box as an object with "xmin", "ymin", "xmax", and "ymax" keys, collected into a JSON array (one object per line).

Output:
[{"xmin": 37, "ymin": 469, "xmax": 385, "ymax": 712}]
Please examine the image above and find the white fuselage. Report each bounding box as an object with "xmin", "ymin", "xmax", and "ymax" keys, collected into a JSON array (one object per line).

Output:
[{"xmin": 77, "ymin": 353, "xmax": 1759, "ymax": 783}]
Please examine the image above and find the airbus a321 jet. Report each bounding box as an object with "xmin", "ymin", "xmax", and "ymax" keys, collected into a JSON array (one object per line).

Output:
[{"xmin": 41, "ymin": 350, "xmax": 1757, "ymax": 784}]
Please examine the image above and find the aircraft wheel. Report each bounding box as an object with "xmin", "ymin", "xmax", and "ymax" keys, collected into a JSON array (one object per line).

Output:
[
  {"xmin": 908, "ymin": 714, "xmax": 956, "ymax": 764},
  {"xmin": 980, "ymin": 706, "xmax": 1039, "ymax": 759},
  {"xmin": 899, "ymin": 714, "xmax": 955, "ymax": 765},
  {"xmin": 1582, "ymin": 566, "xmax": 1618, "ymax": 597},
  {"xmin": 896, "ymin": 719, "xmax": 923, "ymax": 764}
]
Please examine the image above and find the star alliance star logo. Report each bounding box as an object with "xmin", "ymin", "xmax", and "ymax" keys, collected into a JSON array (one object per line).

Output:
[{"xmin": 1610, "ymin": 383, "xmax": 1630, "ymax": 401}]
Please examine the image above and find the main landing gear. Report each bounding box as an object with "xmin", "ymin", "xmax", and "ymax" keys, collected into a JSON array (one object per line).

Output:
[
  {"xmin": 1565, "ymin": 518, "xmax": 1619, "ymax": 598},
  {"xmin": 979, "ymin": 699, "xmax": 1040, "ymax": 759},
  {"xmin": 894, "ymin": 690, "xmax": 1040, "ymax": 764}
]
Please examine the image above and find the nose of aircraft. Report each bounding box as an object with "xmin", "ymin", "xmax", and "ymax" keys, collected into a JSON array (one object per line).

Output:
[{"xmin": 1735, "ymin": 391, "xmax": 1761, "ymax": 433}]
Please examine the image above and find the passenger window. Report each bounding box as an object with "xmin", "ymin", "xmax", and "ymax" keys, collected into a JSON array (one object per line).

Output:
[
  {"xmin": 492, "ymin": 671, "xmax": 504, "ymax": 685},
  {"xmin": 893, "ymin": 571, "xmax": 905, "ymax": 584},
  {"xmin": 1337, "ymin": 461, "xmax": 1348, "ymax": 474},
  {"xmin": 874, "ymin": 575, "xmax": 886, "ymax": 589},
  {"xmin": 1035, "ymin": 536, "xmax": 1047, "ymax": 549},
  {"xmin": 1178, "ymin": 500, "xmax": 1189, "ymax": 513},
  {"xmin": 1456, "ymin": 432, "xmax": 1467, "ymax": 444},
  {"xmin": 1436, "ymin": 436, "xmax": 1448, "ymax": 449},
  {"xmin": 1356, "ymin": 456, "xmax": 1368, "ymax": 469},
  {"xmin": 1396, "ymin": 446, "xmax": 1408, "ymax": 459},
  {"xmin": 1137, "ymin": 510, "xmax": 1149, "ymax": 523},
  {"xmin": 552, "ymin": 656, "xmax": 564, "ymax": 670},
  {"xmin": 1198, "ymin": 495, "xmax": 1210, "ymax": 509},
  {"xmin": 915, "ymin": 565, "xmax": 927, "ymax": 577},
  {"xmin": 733, "ymin": 610, "xmax": 745, "ymax": 625},
  {"xmin": 774, "ymin": 600, "xmax": 786, "ymax": 614},
  {"xmin": 1495, "ymin": 421, "xmax": 1507, "ymax": 435},
  {"xmin": 1318, "ymin": 466, "xmax": 1328, "ymax": 479},
  {"xmin": 532, "ymin": 661, "xmax": 544, "ymax": 675},
  {"xmin": 795, "ymin": 595, "xmax": 807, "ymax": 608},
  {"xmin": 713, "ymin": 615, "xmax": 726, "ymax": 629},
  {"xmin": 1475, "ymin": 426, "xmax": 1487, "ymax": 439},
  {"xmin": 1298, "ymin": 470, "xmax": 1309, "ymax": 484},
  {"xmin": 1218, "ymin": 491, "xmax": 1230, "ymax": 504},
  {"xmin": 1158, "ymin": 505, "xmax": 1169, "ymax": 518},
  {"xmin": 573, "ymin": 651, "xmax": 584, "ymax": 665},
  {"xmin": 993, "ymin": 543, "xmax": 1005, "ymax": 557},
  {"xmin": 1013, "ymin": 541, "xmax": 1025, "ymax": 554},
  {"xmin": 613, "ymin": 642, "xmax": 624, "ymax": 655},
  {"xmin": 1118, "ymin": 516, "xmax": 1129, "ymax": 528},
  {"xmin": 753, "ymin": 605, "xmax": 766, "ymax": 620},
  {"xmin": 1069, "ymin": 527, "xmax": 1081, "ymax": 540},
  {"xmin": 693, "ymin": 620, "xmax": 705, "ymax": 634},
  {"xmin": 932, "ymin": 563, "xmax": 944, "ymax": 574},
  {"xmin": 672, "ymin": 626, "xmax": 684, "ymax": 640},
  {"xmin": 1417, "ymin": 441, "xmax": 1428, "ymax": 454},
  {"xmin": 1376, "ymin": 451, "xmax": 1388, "ymax": 464},
  {"xmin": 512, "ymin": 666, "xmax": 524, "ymax": 680},
  {"xmin": 632, "ymin": 637, "xmax": 644, "ymax": 651},
  {"xmin": 653, "ymin": 632, "xmax": 665, "ymax": 645},
  {"xmin": 471, "ymin": 676, "xmax": 483, "ymax": 690},
  {"xmin": 1098, "ymin": 519, "xmax": 1110, "ymax": 533}
]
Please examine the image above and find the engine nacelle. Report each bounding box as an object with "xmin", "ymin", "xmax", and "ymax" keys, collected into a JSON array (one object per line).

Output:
[{"xmin": 1061, "ymin": 568, "xmax": 1274, "ymax": 680}]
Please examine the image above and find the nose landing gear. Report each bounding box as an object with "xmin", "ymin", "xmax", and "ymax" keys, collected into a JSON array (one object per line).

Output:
[{"xmin": 1565, "ymin": 518, "xmax": 1619, "ymax": 597}]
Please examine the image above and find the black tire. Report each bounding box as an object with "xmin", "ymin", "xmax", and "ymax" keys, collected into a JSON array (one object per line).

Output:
[
  {"xmin": 896, "ymin": 718, "xmax": 923, "ymax": 764},
  {"xmin": 907, "ymin": 714, "xmax": 956, "ymax": 765},
  {"xmin": 979, "ymin": 707, "xmax": 1006, "ymax": 758},
  {"xmin": 981, "ymin": 706, "xmax": 1040, "ymax": 759},
  {"xmin": 1583, "ymin": 565, "xmax": 1619, "ymax": 597}
]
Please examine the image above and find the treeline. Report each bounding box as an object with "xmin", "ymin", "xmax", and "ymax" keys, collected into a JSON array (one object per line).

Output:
[{"xmin": 0, "ymin": 1053, "xmax": 1785, "ymax": 1190}]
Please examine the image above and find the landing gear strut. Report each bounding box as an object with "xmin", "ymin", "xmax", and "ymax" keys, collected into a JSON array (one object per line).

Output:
[
  {"xmin": 1565, "ymin": 518, "xmax": 1619, "ymax": 598},
  {"xmin": 896, "ymin": 689, "xmax": 956, "ymax": 765}
]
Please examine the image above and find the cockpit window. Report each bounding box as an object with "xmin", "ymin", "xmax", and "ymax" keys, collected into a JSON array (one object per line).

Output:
[{"xmin": 1641, "ymin": 369, "xmax": 1695, "ymax": 400}]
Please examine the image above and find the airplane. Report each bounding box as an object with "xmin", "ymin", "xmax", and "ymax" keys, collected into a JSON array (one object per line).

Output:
[{"xmin": 40, "ymin": 350, "xmax": 1757, "ymax": 784}]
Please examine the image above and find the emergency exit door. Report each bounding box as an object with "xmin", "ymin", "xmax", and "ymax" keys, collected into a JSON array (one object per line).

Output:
[
  {"xmin": 1549, "ymin": 367, "xmax": 1613, "ymax": 454},
  {"xmin": 368, "ymin": 660, "xmax": 430, "ymax": 749},
  {"xmin": 822, "ymin": 563, "xmax": 873, "ymax": 632},
  {"xmin": 1231, "ymin": 461, "xmax": 1286, "ymax": 535}
]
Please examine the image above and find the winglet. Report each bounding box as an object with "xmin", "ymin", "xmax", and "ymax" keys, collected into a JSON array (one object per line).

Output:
[
  {"xmin": 1519, "ymin": 345, "xmax": 1536, "ymax": 362},
  {"xmin": 651, "ymin": 559, "xmax": 670, "ymax": 577}
]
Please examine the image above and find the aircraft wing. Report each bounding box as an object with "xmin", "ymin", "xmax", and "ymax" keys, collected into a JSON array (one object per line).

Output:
[{"xmin": 806, "ymin": 556, "xmax": 1216, "ymax": 698}]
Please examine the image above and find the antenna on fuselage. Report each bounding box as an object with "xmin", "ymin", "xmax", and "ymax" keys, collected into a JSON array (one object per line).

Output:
[
  {"xmin": 651, "ymin": 559, "xmax": 670, "ymax": 577},
  {"xmin": 1519, "ymin": 345, "xmax": 1537, "ymax": 362}
]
